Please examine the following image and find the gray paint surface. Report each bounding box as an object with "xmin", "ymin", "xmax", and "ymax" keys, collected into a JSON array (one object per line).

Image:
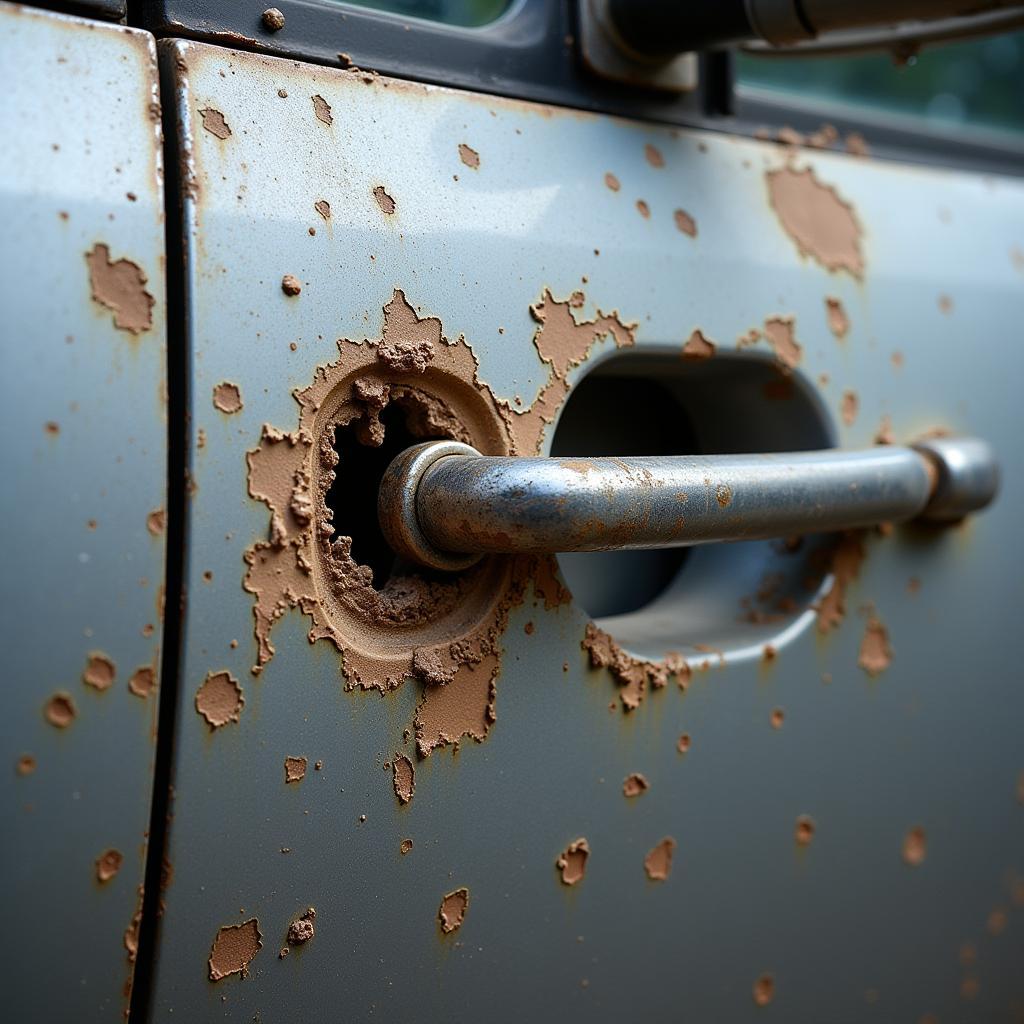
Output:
[
  {"xmin": 0, "ymin": 4, "xmax": 167, "ymax": 1019},
  {"xmin": 150, "ymin": 39, "xmax": 1024, "ymax": 1021}
]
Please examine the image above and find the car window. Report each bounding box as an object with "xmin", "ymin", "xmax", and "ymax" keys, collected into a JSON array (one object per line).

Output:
[
  {"xmin": 737, "ymin": 31, "xmax": 1024, "ymax": 134},
  {"xmin": 332, "ymin": 0, "xmax": 512, "ymax": 28}
]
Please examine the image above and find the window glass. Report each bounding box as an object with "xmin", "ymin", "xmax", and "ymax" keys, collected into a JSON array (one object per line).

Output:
[
  {"xmin": 333, "ymin": 0, "xmax": 511, "ymax": 29},
  {"xmin": 738, "ymin": 32, "xmax": 1024, "ymax": 134}
]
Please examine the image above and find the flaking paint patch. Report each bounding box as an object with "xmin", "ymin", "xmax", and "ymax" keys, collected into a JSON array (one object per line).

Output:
[
  {"xmin": 763, "ymin": 315, "xmax": 802, "ymax": 371},
  {"xmin": 902, "ymin": 825, "xmax": 926, "ymax": 866},
  {"xmin": 583, "ymin": 622, "xmax": 688, "ymax": 711},
  {"xmin": 816, "ymin": 532, "xmax": 864, "ymax": 633},
  {"xmin": 825, "ymin": 297, "xmax": 849, "ymax": 339},
  {"xmin": 287, "ymin": 907, "xmax": 315, "ymax": 945},
  {"xmin": 373, "ymin": 185, "xmax": 396, "ymax": 215},
  {"xmin": 673, "ymin": 208, "xmax": 697, "ymax": 237},
  {"xmin": 753, "ymin": 973, "xmax": 775, "ymax": 1006},
  {"xmin": 198, "ymin": 107, "xmax": 231, "ymax": 139},
  {"xmin": 208, "ymin": 919, "xmax": 262, "ymax": 981},
  {"xmin": 311, "ymin": 94, "xmax": 332, "ymax": 125},
  {"xmin": 392, "ymin": 753, "xmax": 414, "ymax": 804},
  {"xmin": 644, "ymin": 837, "xmax": 676, "ymax": 881},
  {"xmin": 676, "ymin": 733, "xmax": 691, "ymax": 754},
  {"xmin": 858, "ymin": 616, "xmax": 892, "ymax": 676},
  {"xmin": 682, "ymin": 329, "xmax": 715, "ymax": 360},
  {"xmin": 83, "ymin": 652, "xmax": 116, "ymax": 691},
  {"xmin": 128, "ymin": 665, "xmax": 156, "ymax": 698},
  {"xmin": 841, "ymin": 390, "xmax": 859, "ymax": 426},
  {"xmin": 147, "ymin": 508, "xmax": 166, "ymax": 536},
  {"xmin": 314, "ymin": 200, "xmax": 331, "ymax": 221},
  {"xmin": 86, "ymin": 244, "xmax": 154, "ymax": 335},
  {"xmin": 124, "ymin": 885, "xmax": 144, "ymax": 963},
  {"xmin": 284, "ymin": 755, "xmax": 307, "ymax": 783},
  {"xmin": 439, "ymin": 888, "xmax": 469, "ymax": 934},
  {"xmin": 458, "ymin": 143, "xmax": 480, "ymax": 169},
  {"xmin": 766, "ymin": 166, "xmax": 864, "ymax": 278},
  {"xmin": 622, "ymin": 772, "xmax": 649, "ymax": 797},
  {"xmin": 213, "ymin": 381, "xmax": 243, "ymax": 414},
  {"xmin": 604, "ymin": 172, "xmax": 620, "ymax": 192},
  {"xmin": 195, "ymin": 671, "xmax": 244, "ymax": 728},
  {"xmin": 96, "ymin": 848, "xmax": 123, "ymax": 883},
  {"xmin": 556, "ymin": 838, "xmax": 589, "ymax": 885},
  {"xmin": 400, "ymin": 838, "xmax": 413, "ymax": 855},
  {"xmin": 644, "ymin": 143, "xmax": 664, "ymax": 168},
  {"xmin": 45, "ymin": 692, "xmax": 76, "ymax": 728}
]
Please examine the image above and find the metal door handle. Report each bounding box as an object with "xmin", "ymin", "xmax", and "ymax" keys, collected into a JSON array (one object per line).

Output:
[{"xmin": 379, "ymin": 437, "xmax": 999, "ymax": 571}]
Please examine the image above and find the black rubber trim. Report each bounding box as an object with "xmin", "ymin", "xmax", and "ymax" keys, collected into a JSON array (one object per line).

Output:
[{"xmin": 19, "ymin": 0, "xmax": 125, "ymax": 20}]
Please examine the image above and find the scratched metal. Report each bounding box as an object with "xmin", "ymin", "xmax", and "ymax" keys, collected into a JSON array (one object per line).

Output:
[
  {"xmin": 151, "ymin": 39, "xmax": 1024, "ymax": 1021},
  {"xmin": 0, "ymin": 4, "xmax": 167, "ymax": 1020}
]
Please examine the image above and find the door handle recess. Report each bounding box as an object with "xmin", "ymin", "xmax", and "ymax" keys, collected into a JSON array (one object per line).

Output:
[{"xmin": 379, "ymin": 437, "xmax": 999, "ymax": 572}]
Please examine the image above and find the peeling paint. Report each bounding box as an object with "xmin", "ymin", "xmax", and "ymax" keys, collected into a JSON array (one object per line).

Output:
[
  {"xmin": 635, "ymin": 199, "xmax": 650, "ymax": 219},
  {"xmin": 44, "ymin": 692, "xmax": 76, "ymax": 728},
  {"xmin": 287, "ymin": 907, "xmax": 315, "ymax": 945},
  {"xmin": 208, "ymin": 919, "xmax": 262, "ymax": 981},
  {"xmin": 841, "ymin": 390, "xmax": 859, "ymax": 426},
  {"xmin": 682, "ymin": 329, "xmax": 715, "ymax": 360},
  {"xmin": 622, "ymin": 772, "xmax": 649, "ymax": 797},
  {"xmin": 311, "ymin": 94, "xmax": 333, "ymax": 126},
  {"xmin": 673, "ymin": 208, "xmax": 697, "ymax": 237},
  {"xmin": 123, "ymin": 884, "xmax": 144, "ymax": 964},
  {"xmin": 284, "ymin": 755, "xmax": 307, "ymax": 783},
  {"xmin": 438, "ymin": 888, "xmax": 469, "ymax": 934},
  {"xmin": 147, "ymin": 508, "xmax": 166, "ymax": 536},
  {"xmin": 902, "ymin": 825, "xmax": 926, "ymax": 866},
  {"xmin": 816, "ymin": 533, "xmax": 864, "ymax": 633},
  {"xmin": 198, "ymin": 107, "xmax": 231, "ymax": 140},
  {"xmin": 128, "ymin": 665, "xmax": 156, "ymax": 698},
  {"xmin": 858, "ymin": 616, "xmax": 892, "ymax": 676},
  {"xmin": 86, "ymin": 243, "xmax": 154, "ymax": 335},
  {"xmin": 603, "ymin": 172, "xmax": 620, "ymax": 192},
  {"xmin": 314, "ymin": 200, "xmax": 331, "ymax": 221},
  {"xmin": 763, "ymin": 315, "xmax": 803, "ymax": 371},
  {"xmin": 212, "ymin": 381, "xmax": 243, "ymax": 414},
  {"xmin": 644, "ymin": 143, "xmax": 664, "ymax": 168},
  {"xmin": 96, "ymin": 848, "xmax": 123, "ymax": 883},
  {"xmin": 458, "ymin": 143, "xmax": 480, "ymax": 169},
  {"xmin": 583, "ymin": 622, "xmax": 688, "ymax": 710},
  {"xmin": 556, "ymin": 838, "xmax": 589, "ymax": 885},
  {"xmin": 373, "ymin": 186, "xmax": 396, "ymax": 215},
  {"xmin": 83, "ymin": 652, "xmax": 116, "ymax": 691},
  {"xmin": 825, "ymin": 297, "xmax": 849, "ymax": 339},
  {"xmin": 643, "ymin": 837, "xmax": 676, "ymax": 881},
  {"xmin": 392, "ymin": 753, "xmax": 415, "ymax": 804},
  {"xmin": 195, "ymin": 671, "xmax": 244, "ymax": 728}
]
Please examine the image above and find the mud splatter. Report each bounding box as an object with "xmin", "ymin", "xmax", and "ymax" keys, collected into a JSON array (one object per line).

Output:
[
  {"xmin": 604, "ymin": 172, "xmax": 620, "ymax": 192},
  {"xmin": 128, "ymin": 666, "xmax": 156, "ymax": 698},
  {"xmin": 195, "ymin": 671, "xmax": 244, "ymax": 728},
  {"xmin": 198, "ymin": 107, "xmax": 231, "ymax": 140},
  {"xmin": 458, "ymin": 143, "xmax": 480, "ymax": 169},
  {"xmin": 825, "ymin": 296, "xmax": 849, "ymax": 339},
  {"xmin": 83, "ymin": 652, "xmax": 116, "ymax": 691},
  {"xmin": 766, "ymin": 166, "xmax": 863, "ymax": 278},
  {"xmin": 284, "ymin": 755, "xmax": 307, "ymax": 783},
  {"xmin": 438, "ymin": 888, "xmax": 469, "ymax": 934},
  {"xmin": 44, "ymin": 692, "xmax": 76, "ymax": 728},
  {"xmin": 287, "ymin": 907, "xmax": 315, "ymax": 945},
  {"xmin": 311, "ymin": 94, "xmax": 332, "ymax": 125},
  {"xmin": 623, "ymin": 772, "xmax": 649, "ymax": 798},
  {"xmin": 212, "ymin": 381, "xmax": 243, "ymax": 414},
  {"xmin": 682, "ymin": 329, "xmax": 715, "ymax": 360},
  {"xmin": 373, "ymin": 185, "xmax": 396, "ymax": 215},
  {"xmin": 644, "ymin": 143, "xmax": 664, "ymax": 168},
  {"xmin": 208, "ymin": 919, "xmax": 262, "ymax": 981},
  {"xmin": 902, "ymin": 825, "xmax": 926, "ymax": 866},
  {"xmin": 673, "ymin": 208, "xmax": 697, "ymax": 237},
  {"xmin": 16, "ymin": 754, "xmax": 36, "ymax": 776},
  {"xmin": 841, "ymin": 390, "xmax": 859, "ymax": 426},
  {"xmin": 817, "ymin": 532, "xmax": 864, "ymax": 633},
  {"xmin": 281, "ymin": 274, "xmax": 302, "ymax": 296},
  {"xmin": 392, "ymin": 753, "xmax": 415, "ymax": 804},
  {"xmin": 858, "ymin": 616, "xmax": 892, "ymax": 676},
  {"xmin": 85, "ymin": 243, "xmax": 155, "ymax": 335},
  {"xmin": 753, "ymin": 973, "xmax": 775, "ymax": 1007},
  {"xmin": 643, "ymin": 837, "xmax": 676, "ymax": 881},
  {"xmin": 556, "ymin": 838, "xmax": 590, "ymax": 886},
  {"xmin": 795, "ymin": 815, "xmax": 815, "ymax": 846},
  {"xmin": 763, "ymin": 316, "xmax": 802, "ymax": 371},
  {"xmin": 314, "ymin": 200, "xmax": 331, "ymax": 221},
  {"xmin": 146, "ymin": 508, "xmax": 166, "ymax": 536},
  {"xmin": 96, "ymin": 848, "xmax": 123, "ymax": 883},
  {"xmin": 400, "ymin": 838, "xmax": 413, "ymax": 855}
]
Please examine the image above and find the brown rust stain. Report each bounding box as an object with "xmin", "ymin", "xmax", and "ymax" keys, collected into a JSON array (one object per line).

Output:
[
  {"xmin": 676, "ymin": 733, "xmax": 691, "ymax": 754},
  {"xmin": 841, "ymin": 390, "xmax": 859, "ymax": 426},
  {"xmin": 635, "ymin": 199, "xmax": 650, "ymax": 219},
  {"xmin": 96, "ymin": 848, "xmax": 123, "ymax": 883},
  {"xmin": 284, "ymin": 755, "xmax": 307, "ymax": 783},
  {"xmin": 458, "ymin": 143, "xmax": 480, "ymax": 169},
  {"xmin": 766, "ymin": 166, "xmax": 864, "ymax": 278},
  {"xmin": 314, "ymin": 200, "xmax": 331, "ymax": 221},
  {"xmin": 583, "ymin": 622, "xmax": 688, "ymax": 711},
  {"xmin": 195, "ymin": 670, "xmax": 244, "ymax": 728},
  {"xmin": 438, "ymin": 888, "xmax": 469, "ymax": 934},
  {"xmin": 212, "ymin": 381, "xmax": 243, "ymax": 414},
  {"xmin": 902, "ymin": 825, "xmax": 926, "ymax": 866},
  {"xmin": 770, "ymin": 708, "xmax": 784, "ymax": 729},
  {"xmin": 392, "ymin": 753, "xmax": 415, "ymax": 804},
  {"xmin": 794, "ymin": 815, "xmax": 815, "ymax": 846},
  {"xmin": 16, "ymin": 754, "xmax": 36, "ymax": 776},
  {"xmin": 716, "ymin": 483, "xmax": 732, "ymax": 508},
  {"xmin": 208, "ymin": 919, "xmax": 262, "ymax": 981},
  {"xmin": 673, "ymin": 208, "xmax": 697, "ymax": 237},
  {"xmin": 400, "ymin": 838, "xmax": 413, "ymax": 855},
  {"xmin": 622, "ymin": 772, "xmax": 649, "ymax": 798},
  {"xmin": 198, "ymin": 107, "xmax": 231, "ymax": 140},
  {"xmin": 816, "ymin": 532, "xmax": 864, "ymax": 634},
  {"xmin": 604, "ymin": 172, "xmax": 620, "ymax": 192},
  {"xmin": 123, "ymin": 884, "xmax": 144, "ymax": 964},
  {"xmin": 556, "ymin": 838, "xmax": 589, "ymax": 886},
  {"xmin": 682, "ymin": 329, "xmax": 715, "ymax": 360},
  {"xmin": 44, "ymin": 692, "xmax": 76, "ymax": 728},
  {"xmin": 753, "ymin": 973, "xmax": 775, "ymax": 1006},
  {"xmin": 287, "ymin": 907, "xmax": 316, "ymax": 945},
  {"xmin": 86, "ymin": 244, "xmax": 155, "ymax": 335},
  {"xmin": 146, "ymin": 508, "xmax": 166, "ymax": 536},
  {"xmin": 643, "ymin": 837, "xmax": 676, "ymax": 881},
  {"xmin": 128, "ymin": 665, "xmax": 156, "ymax": 698},
  {"xmin": 825, "ymin": 296, "xmax": 849, "ymax": 339},
  {"xmin": 858, "ymin": 616, "xmax": 892, "ymax": 676},
  {"xmin": 311, "ymin": 94, "xmax": 333, "ymax": 126},
  {"xmin": 373, "ymin": 185, "xmax": 396, "ymax": 215},
  {"xmin": 644, "ymin": 143, "xmax": 664, "ymax": 168},
  {"xmin": 83, "ymin": 652, "xmax": 116, "ymax": 691},
  {"xmin": 763, "ymin": 315, "xmax": 803, "ymax": 371}
]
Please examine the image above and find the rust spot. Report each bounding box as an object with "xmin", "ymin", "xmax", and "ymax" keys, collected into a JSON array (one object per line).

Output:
[
  {"xmin": 311, "ymin": 94, "xmax": 332, "ymax": 126},
  {"xmin": 400, "ymin": 838, "xmax": 413, "ymax": 855},
  {"xmin": 858, "ymin": 616, "xmax": 892, "ymax": 676},
  {"xmin": 622, "ymin": 772, "xmax": 649, "ymax": 798},
  {"xmin": 583, "ymin": 622, "xmax": 689, "ymax": 711},
  {"xmin": 682, "ymin": 329, "xmax": 715, "ymax": 360},
  {"xmin": 643, "ymin": 837, "xmax": 676, "ymax": 881},
  {"xmin": 794, "ymin": 815, "xmax": 815, "ymax": 846},
  {"xmin": 763, "ymin": 315, "xmax": 802, "ymax": 371},
  {"xmin": 604, "ymin": 172, "xmax": 620, "ymax": 192},
  {"xmin": 938, "ymin": 293, "xmax": 953, "ymax": 315},
  {"xmin": 83, "ymin": 652, "xmax": 116, "ymax": 691},
  {"xmin": 766, "ymin": 166, "xmax": 864, "ymax": 278},
  {"xmin": 825, "ymin": 296, "xmax": 849, "ymax": 339},
  {"xmin": 284, "ymin": 755, "xmax": 307, "ymax": 783},
  {"xmin": 816, "ymin": 532, "xmax": 864, "ymax": 634},
  {"xmin": 841, "ymin": 390, "xmax": 859, "ymax": 427},
  {"xmin": 373, "ymin": 185, "xmax": 396, "ymax": 215},
  {"xmin": 458, "ymin": 143, "xmax": 480, "ymax": 169},
  {"xmin": 208, "ymin": 919, "xmax": 262, "ymax": 981},
  {"xmin": 673, "ymin": 208, "xmax": 697, "ymax": 237},
  {"xmin": 262, "ymin": 7, "xmax": 285, "ymax": 31},
  {"xmin": 212, "ymin": 381, "xmax": 243, "ymax": 414},
  {"xmin": 987, "ymin": 907, "xmax": 1007, "ymax": 935},
  {"xmin": 960, "ymin": 976, "xmax": 979, "ymax": 1000},
  {"xmin": 438, "ymin": 888, "xmax": 469, "ymax": 934},
  {"xmin": 198, "ymin": 107, "xmax": 231, "ymax": 140},
  {"xmin": 314, "ymin": 200, "xmax": 331, "ymax": 221},
  {"xmin": 16, "ymin": 754, "xmax": 36, "ymax": 776},
  {"xmin": 676, "ymin": 733, "xmax": 691, "ymax": 754},
  {"xmin": 715, "ymin": 483, "xmax": 732, "ymax": 508},
  {"xmin": 753, "ymin": 973, "xmax": 775, "ymax": 1007},
  {"xmin": 45, "ymin": 421, "xmax": 60, "ymax": 435},
  {"xmin": 635, "ymin": 199, "xmax": 650, "ymax": 219},
  {"xmin": 123, "ymin": 884, "xmax": 144, "ymax": 964},
  {"xmin": 96, "ymin": 848, "xmax": 123, "ymax": 883},
  {"xmin": 281, "ymin": 274, "xmax": 302, "ymax": 296},
  {"xmin": 146, "ymin": 508, "xmax": 166, "ymax": 536},
  {"xmin": 901, "ymin": 825, "xmax": 926, "ymax": 866},
  {"xmin": 556, "ymin": 838, "xmax": 589, "ymax": 886},
  {"xmin": 44, "ymin": 692, "xmax": 76, "ymax": 728},
  {"xmin": 128, "ymin": 666, "xmax": 156, "ymax": 698},
  {"xmin": 644, "ymin": 143, "xmax": 664, "ymax": 168},
  {"xmin": 770, "ymin": 708, "xmax": 784, "ymax": 729},
  {"xmin": 287, "ymin": 907, "xmax": 316, "ymax": 945},
  {"xmin": 392, "ymin": 753, "xmax": 415, "ymax": 804},
  {"xmin": 195, "ymin": 670, "xmax": 244, "ymax": 728},
  {"xmin": 85, "ymin": 243, "xmax": 154, "ymax": 335}
]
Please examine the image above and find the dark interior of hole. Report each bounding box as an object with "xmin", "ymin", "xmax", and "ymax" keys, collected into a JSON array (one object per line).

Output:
[
  {"xmin": 551, "ymin": 376, "xmax": 698, "ymax": 619},
  {"xmin": 326, "ymin": 403, "xmax": 449, "ymax": 588}
]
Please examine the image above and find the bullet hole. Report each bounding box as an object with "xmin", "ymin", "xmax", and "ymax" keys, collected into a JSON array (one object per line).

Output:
[{"xmin": 604, "ymin": 172, "xmax": 620, "ymax": 192}]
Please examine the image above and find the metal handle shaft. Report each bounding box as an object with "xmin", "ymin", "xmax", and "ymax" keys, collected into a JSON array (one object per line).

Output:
[{"xmin": 378, "ymin": 437, "xmax": 998, "ymax": 572}]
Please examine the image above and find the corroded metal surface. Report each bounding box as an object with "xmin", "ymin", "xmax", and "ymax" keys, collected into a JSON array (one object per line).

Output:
[
  {"xmin": 0, "ymin": 4, "xmax": 166, "ymax": 1020},
  {"xmin": 151, "ymin": 38, "xmax": 1024, "ymax": 1021}
]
